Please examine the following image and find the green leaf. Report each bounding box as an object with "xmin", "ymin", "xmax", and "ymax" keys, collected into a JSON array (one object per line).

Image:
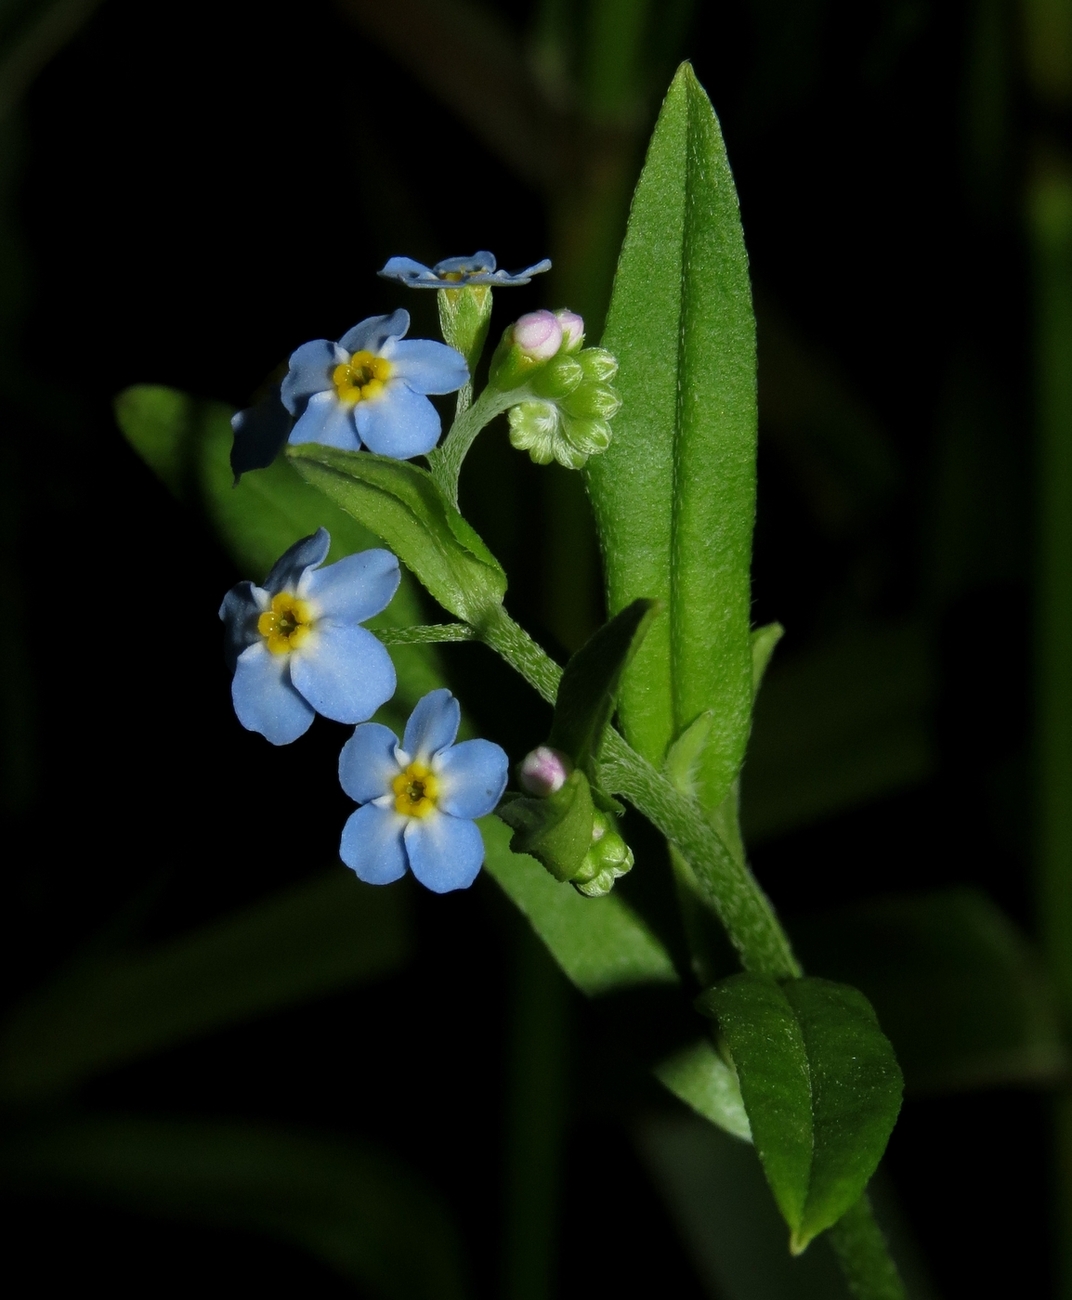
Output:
[
  {"xmin": 549, "ymin": 597, "xmax": 659, "ymax": 770},
  {"xmin": 114, "ymin": 385, "xmax": 446, "ymax": 716},
  {"xmin": 752, "ymin": 622, "xmax": 785, "ymax": 693},
  {"xmin": 791, "ymin": 889, "xmax": 1069, "ymax": 1094},
  {"xmin": 653, "ymin": 1037, "xmax": 753, "ymax": 1143},
  {"xmin": 480, "ymin": 816, "xmax": 677, "ymax": 996},
  {"xmin": 2, "ymin": 1115, "xmax": 469, "ymax": 1300},
  {"xmin": 0, "ymin": 871, "xmax": 410, "ymax": 1100},
  {"xmin": 697, "ymin": 974, "xmax": 903, "ymax": 1254},
  {"xmin": 287, "ymin": 442, "xmax": 506, "ymax": 625},
  {"xmin": 587, "ymin": 62, "xmax": 757, "ymax": 814},
  {"xmin": 497, "ymin": 771, "xmax": 596, "ymax": 883}
]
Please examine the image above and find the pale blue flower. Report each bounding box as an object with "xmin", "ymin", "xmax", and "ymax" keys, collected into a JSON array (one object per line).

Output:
[
  {"xmin": 219, "ymin": 529, "xmax": 399, "ymax": 746},
  {"xmin": 378, "ymin": 252, "xmax": 552, "ymax": 289},
  {"xmin": 281, "ymin": 310, "xmax": 467, "ymax": 459},
  {"xmin": 338, "ymin": 689, "xmax": 508, "ymax": 893}
]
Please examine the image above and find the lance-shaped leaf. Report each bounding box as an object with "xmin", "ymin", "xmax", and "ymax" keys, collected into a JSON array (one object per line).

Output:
[
  {"xmin": 586, "ymin": 63, "xmax": 756, "ymax": 814},
  {"xmin": 287, "ymin": 442, "xmax": 506, "ymax": 625},
  {"xmin": 497, "ymin": 770, "xmax": 597, "ymax": 883},
  {"xmin": 697, "ymin": 973, "xmax": 903, "ymax": 1254},
  {"xmin": 549, "ymin": 597, "xmax": 659, "ymax": 771}
]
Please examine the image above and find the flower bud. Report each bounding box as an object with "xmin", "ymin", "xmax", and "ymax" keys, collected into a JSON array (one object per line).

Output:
[
  {"xmin": 554, "ymin": 309, "xmax": 585, "ymax": 352},
  {"xmin": 572, "ymin": 811, "xmax": 635, "ymax": 897},
  {"xmin": 514, "ymin": 310, "xmax": 563, "ymax": 360},
  {"xmin": 519, "ymin": 746, "xmax": 572, "ymax": 797}
]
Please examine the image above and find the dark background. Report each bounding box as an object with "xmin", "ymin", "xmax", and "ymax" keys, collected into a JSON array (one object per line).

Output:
[{"xmin": 0, "ymin": 0, "xmax": 1061, "ymax": 1295}]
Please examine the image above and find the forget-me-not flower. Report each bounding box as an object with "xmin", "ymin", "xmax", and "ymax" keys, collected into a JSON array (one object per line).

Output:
[
  {"xmin": 282, "ymin": 310, "xmax": 467, "ymax": 459},
  {"xmin": 219, "ymin": 529, "xmax": 400, "ymax": 746},
  {"xmin": 378, "ymin": 251, "xmax": 551, "ymax": 289},
  {"xmin": 338, "ymin": 689, "xmax": 508, "ymax": 893}
]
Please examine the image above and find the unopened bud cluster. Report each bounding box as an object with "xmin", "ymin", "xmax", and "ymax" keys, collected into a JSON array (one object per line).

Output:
[
  {"xmin": 572, "ymin": 810, "xmax": 634, "ymax": 898},
  {"xmin": 489, "ymin": 310, "xmax": 622, "ymax": 470}
]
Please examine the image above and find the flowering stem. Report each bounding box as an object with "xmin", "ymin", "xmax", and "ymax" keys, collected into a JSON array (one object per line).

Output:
[
  {"xmin": 475, "ymin": 604, "xmax": 799, "ymax": 979},
  {"xmin": 376, "ymin": 623, "xmax": 477, "ymax": 645},
  {"xmin": 429, "ymin": 387, "xmax": 519, "ymax": 508}
]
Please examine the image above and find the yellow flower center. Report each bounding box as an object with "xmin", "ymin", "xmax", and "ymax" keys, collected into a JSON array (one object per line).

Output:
[
  {"xmin": 257, "ymin": 592, "xmax": 315, "ymax": 656},
  {"xmin": 333, "ymin": 350, "xmax": 392, "ymax": 404},
  {"xmin": 392, "ymin": 761, "xmax": 439, "ymax": 818}
]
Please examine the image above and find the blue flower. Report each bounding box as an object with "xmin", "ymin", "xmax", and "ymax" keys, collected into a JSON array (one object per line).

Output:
[
  {"xmin": 219, "ymin": 528, "xmax": 400, "ymax": 746},
  {"xmin": 338, "ymin": 688, "xmax": 508, "ymax": 893},
  {"xmin": 281, "ymin": 310, "xmax": 467, "ymax": 459},
  {"xmin": 378, "ymin": 252, "xmax": 552, "ymax": 289}
]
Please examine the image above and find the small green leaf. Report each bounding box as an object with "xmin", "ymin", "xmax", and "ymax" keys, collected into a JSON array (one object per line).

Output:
[
  {"xmin": 653, "ymin": 1037, "xmax": 753, "ymax": 1143},
  {"xmin": 587, "ymin": 63, "xmax": 757, "ymax": 814},
  {"xmin": 3, "ymin": 1116, "xmax": 469, "ymax": 1300},
  {"xmin": 751, "ymin": 622, "xmax": 785, "ymax": 693},
  {"xmin": 549, "ymin": 597, "xmax": 658, "ymax": 771},
  {"xmin": 480, "ymin": 816, "xmax": 677, "ymax": 996},
  {"xmin": 0, "ymin": 871, "xmax": 410, "ymax": 1100},
  {"xmin": 664, "ymin": 711, "xmax": 713, "ymax": 798},
  {"xmin": 497, "ymin": 771, "xmax": 596, "ymax": 882},
  {"xmin": 287, "ymin": 442, "xmax": 506, "ymax": 624},
  {"xmin": 697, "ymin": 973, "xmax": 903, "ymax": 1253}
]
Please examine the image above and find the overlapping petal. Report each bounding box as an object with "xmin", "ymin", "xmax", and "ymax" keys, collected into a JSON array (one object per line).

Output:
[
  {"xmin": 404, "ymin": 812, "xmax": 485, "ymax": 893},
  {"xmin": 290, "ymin": 624, "xmax": 396, "ymax": 725},
  {"xmin": 231, "ymin": 642, "xmax": 315, "ymax": 745},
  {"xmin": 288, "ymin": 390, "xmax": 360, "ymax": 450},
  {"xmin": 340, "ymin": 803, "xmax": 409, "ymax": 884},
  {"xmin": 435, "ymin": 739, "xmax": 509, "ymax": 819},
  {"xmin": 383, "ymin": 337, "xmax": 470, "ymax": 395},
  {"xmin": 403, "ymin": 688, "xmax": 460, "ymax": 761},
  {"xmin": 339, "ymin": 310, "xmax": 409, "ymax": 355},
  {"xmin": 339, "ymin": 723, "xmax": 400, "ymax": 804},
  {"xmin": 355, "ymin": 382, "xmax": 442, "ymax": 459},
  {"xmin": 377, "ymin": 252, "xmax": 551, "ymax": 288},
  {"xmin": 263, "ymin": 528, "xmax": 331, "ymax": 595},
  {"xmin": 301, "ymin": 548, "xmax": 400, "ymax": 623},
  {"xmin": 281, "ymin": 339, "xmax": 343, "ymax": 414},
  {"xmin": 218, "ymin": 581, "xmax": 259, "ymax": 670}
]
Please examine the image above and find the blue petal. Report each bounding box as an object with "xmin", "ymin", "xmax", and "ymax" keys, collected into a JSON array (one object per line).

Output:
[
  {"xmin": 219, "ymin": 580, "xmax": 261, "ymax": 670},
  {"xmin": 301, "ymin": 548, "xmax": 400, "ymax": 623},
  {"xmin": 339, "ymin": 722, "xmax": 401, "ymax": 804},
  {"xmin": 402, "ymin": 688, "xmax": 459, "ymax": 761},
  {"xmin": 281, "ymin": 339, "xmax": 339, "ymax": 414},
  {"xmin": 230, "ymin": 385, "xmax": 293, "ymax": 481},
  {"xmin": 339, "ymin": 310, "xmax": 409, "ymax": 354},
  {"xmin": 485, "ymin": 258, "xmax": 552, "ymax": 285},
  {"xmin": 231, "ymin": 642, "xmax": 315, "ymax": 745},
  {"xmin": 355, "ymin": 384, "xmax": 441, "ymax": 459},
  {"xmin": 404, "ymin": 812, "xmax": 484, "ymax": 893},
  {"xmin": 432, "ymin": 251, "xmax": 496, "ymax": 276},
  {"xmin": 383, "ymin": 338, "xmax": 468, "ymax": 395},
  {"xmin": 378, "ymin": 256, "xmax": 437, "ymax": 285},
  {"xmin": 263, "ymin": 528, "xmax": 330, "ymax": 595},
  {"xmin": 287, "ymin": 390, "xmax": 361, "ymax": 450},
  {"xmin": 435, "ymin": 739, "xmax": 509, "ymax": 819},
  {"xmin": 290, "ymin": 624, "xmax": 397, "ymax": 724},
  {"xmin": 340, "ymin": 802, "xmax": 409, "ymax": 884}
]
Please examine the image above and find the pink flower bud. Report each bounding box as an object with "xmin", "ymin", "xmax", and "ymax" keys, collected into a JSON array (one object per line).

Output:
[
  {"xmin": 518, "ymin": 745, "xmax": 572, "ymax": 796},
  {"xmin": 513, "ymin": 310, "xmax": 563, "ymax": 360},
  {"xmin": 554, "ymin": 309, "xmax": 585, "ymax": 351}
]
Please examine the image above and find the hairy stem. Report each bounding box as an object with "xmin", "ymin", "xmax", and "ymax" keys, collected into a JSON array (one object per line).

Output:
[{"xmin": 428, "ymin": 386, "xmax": 517, "ymax": 507}]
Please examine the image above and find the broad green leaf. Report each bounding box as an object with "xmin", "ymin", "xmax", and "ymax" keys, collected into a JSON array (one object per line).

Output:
[
  {"xmin": 480, "ymin": 816, "xmax": 677, "ymax": 996},
  {"xmin": 791, "ymin": 889, "xmax": 1069, "ymax": 1094},
  {"xmin": 549, "ymin": 597, "xmax": 658, "ymax": 769},
  {"xmin": 114, "ymin": 385, "xmax": 445, "ymax": 714},
  {"xmin": 653, "ymin": 1037, "xmax": 753, "ymax": 1143},
  {"xmin": 287, "ymin": 442, "xmax": 507, "ymax": 625},
  {"xmin": 697, "ymin": 974, "xmax": 903, "ymax": 1253},
  {"xmin": 2, "ymin": 1115, "xmax": 468, "ymax": 1300},
  {"xmin": 0, "ymin": 871, "xmax": 410, "ymax": 1100},
  {"xmin": 587, "ymin": 62, "xmax": 756, "ymax": 814}
]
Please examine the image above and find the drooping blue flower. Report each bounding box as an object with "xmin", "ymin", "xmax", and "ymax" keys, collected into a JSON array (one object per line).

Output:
[
  {"xmin": 219, "ymin": 529, "xmax": 400, "ymax": 746},
  {"xmin": 338, "ymin": 688, "xmax": 508, "ymax": 893},
  {"xmin": 378, "ymin": 252, "xmax": 552, "ymax": 289},
  {"xmin": 281, "ymin": 310, "xmax": 468, "ymax": 459}
]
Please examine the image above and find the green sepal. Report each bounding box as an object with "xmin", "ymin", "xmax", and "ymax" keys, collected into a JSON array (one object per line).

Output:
[
  {"xmin": 572, "ymin": 810, "xmax": 634, "ymax": 897},
  {"xmin": 496, "ymin": 770, "xmax": 596, "ymax": 882},
  {"xmin": 487, "ymin": 328, "xmax": 545, "ymax": 391},
  {"xmin": 530, "ymin": 354, "xmax": 584, "ymax": 399},
  {"xmin": 437, "ymin": 285, "xmax": 492, "ymax": 383},
  {"xmin": 286, "ymin": 443, "xmax": 506, "ymax": 625},
  {"xmin": 549, "ymin": 597, "xmax": 660, "ymax": 773},
  {"xmin": 696, "ymin": 973, "xmax": 903, "ymax": 1254}
]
